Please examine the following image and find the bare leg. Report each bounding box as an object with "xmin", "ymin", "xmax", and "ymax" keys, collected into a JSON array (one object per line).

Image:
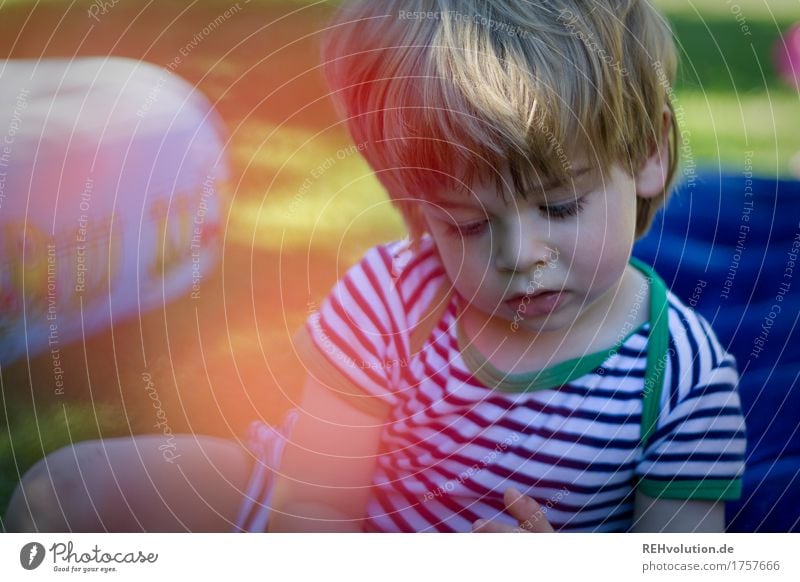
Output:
[{"xmin": 4, "ymin": 434, "xmax": 253, "ymax": 532}]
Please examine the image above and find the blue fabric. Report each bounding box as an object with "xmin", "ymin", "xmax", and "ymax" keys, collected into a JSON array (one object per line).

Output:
[{"xmin": 634, "ymin": 172, "xmax": 800, "ymax": 532}]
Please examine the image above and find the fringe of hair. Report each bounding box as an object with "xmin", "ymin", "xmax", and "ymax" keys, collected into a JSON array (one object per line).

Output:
[{"xmin": 321, "ymin": 0, "xmax": 680, "ymax": 247}]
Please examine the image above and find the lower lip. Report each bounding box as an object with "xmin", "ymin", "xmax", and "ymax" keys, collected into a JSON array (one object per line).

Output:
[{"xmin": 506, "ymin": 291, "xmax": 567, "ymax": 317}]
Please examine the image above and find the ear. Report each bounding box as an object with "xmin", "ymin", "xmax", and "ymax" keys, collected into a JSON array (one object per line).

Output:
[
  {"xmin": 402, "ymin": 199, "xmax": 429, "ymax": 243},
  {"xmin": 635, "ymin": 105, "xmax": 673, "ymax": 199}
]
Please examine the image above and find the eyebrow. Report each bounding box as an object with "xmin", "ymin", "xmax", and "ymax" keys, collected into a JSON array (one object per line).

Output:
[
  {"xmin": 427, "ymin": 166, "xmax": 595, "ymax": 209},
  {"xmin": 426, "ymin": 197, "xmax": 483, "ymax": 211},
  {"xmin": 532, "ymin": 166, "xmax": 594, "ymax": 192}
]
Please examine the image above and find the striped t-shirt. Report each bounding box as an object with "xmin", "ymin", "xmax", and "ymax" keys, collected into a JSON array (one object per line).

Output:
[{"xmin": 293, "ymin": 236, "xmax": 747, "ymax": 532}]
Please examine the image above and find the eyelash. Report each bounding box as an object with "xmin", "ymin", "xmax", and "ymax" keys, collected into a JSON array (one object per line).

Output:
[
  {"xmin": 445, "ymin": 197, "xmax": 587, "ymax": 238},
  {"xmin": 446, "ymin": 220, "xmax": 488, "ymax": 237},
  {"xmin": 544, "ymin": 197, "xmax": 586, "ymax": 219}
]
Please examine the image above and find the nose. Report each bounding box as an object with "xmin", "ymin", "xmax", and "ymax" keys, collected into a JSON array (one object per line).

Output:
[{"xmin": 492, "ymin": 215, "xmax": 557, "ymax": 275}]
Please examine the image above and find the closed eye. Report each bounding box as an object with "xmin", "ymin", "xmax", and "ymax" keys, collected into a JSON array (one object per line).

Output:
[
  {"xmin": 445, "ymin": 219, "xmax": 488, "ymax": 238},
  {"xmin": 541, "ymin": 195, "xmax": 587, "ymax": 219}
]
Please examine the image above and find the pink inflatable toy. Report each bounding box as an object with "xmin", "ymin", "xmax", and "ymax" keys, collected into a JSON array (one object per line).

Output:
[
  {"xmin": 0, "ymin": 57, "xmax": 230, "ymax": 366},
  {"xmin": 775, "ymin": 24, "xmax": 800, "ymax": 90}
]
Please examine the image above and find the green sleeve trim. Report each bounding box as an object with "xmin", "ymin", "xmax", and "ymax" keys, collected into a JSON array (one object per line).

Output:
[{"xmin": 638, "ymin": 477, "xmax": 743, "ymax": 501}]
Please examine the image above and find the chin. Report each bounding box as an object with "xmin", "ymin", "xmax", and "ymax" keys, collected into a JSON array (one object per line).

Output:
[{"xmin": 510, "ymin": 313, "xmax": 573, "ymax": 335}]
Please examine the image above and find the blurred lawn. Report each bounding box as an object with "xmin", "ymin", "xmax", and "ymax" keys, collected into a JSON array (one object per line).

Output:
[
  {"xmin": 1, "ymin": 0, "xmax": 799, "ymax": 524},
  {"xmin": 655, "ymin": 0, "xmax": 800, "ymax": 175}
]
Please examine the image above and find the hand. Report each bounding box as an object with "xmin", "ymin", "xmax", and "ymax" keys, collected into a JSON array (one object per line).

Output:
[{"xmin": 471, "ymin": 488, "xmax": 555, "ymax": 533}]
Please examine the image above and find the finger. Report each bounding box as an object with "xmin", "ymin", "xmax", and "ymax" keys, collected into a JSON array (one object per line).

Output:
[
  {"xmin": 503, "ymin": 488, "xmax": 556, "ymax": 533},
  {"xmin": 471, "ymin": 519, "xmax": 527, "ymax": 533}
]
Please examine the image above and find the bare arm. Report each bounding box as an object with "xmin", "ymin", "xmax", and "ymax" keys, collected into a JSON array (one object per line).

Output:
[
  {"xmin": 632, "ymin": 490, "xmax": 726, "ymax": 533},
  {"xmin": 267, "ymin": 374, "xmax": 386, "ymax": 532}
]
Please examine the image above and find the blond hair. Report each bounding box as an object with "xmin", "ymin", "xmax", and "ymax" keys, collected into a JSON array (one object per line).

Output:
[{"xmin": 320, "ymin": 0, "xmax": 680, "ymax": 247}]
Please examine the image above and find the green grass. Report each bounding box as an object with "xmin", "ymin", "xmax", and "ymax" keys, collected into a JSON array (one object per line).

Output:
[
  {"xmin": 653, "ymin": 0, "xmax": 800, "ymax": 176},
  {"xmin": 229, "ymin": 122, "xmax": 406, "ymax": 257},
  {"xmin": 677, "ymin": 92, "xmax": 800, "ymax": 174},
  {"xmin": 655, "ymin": 0, "xmax": 800, "ymax": 22},
  {"xmin": 0, "ymin": 401, "xmax": 127, "ymax": 529}
]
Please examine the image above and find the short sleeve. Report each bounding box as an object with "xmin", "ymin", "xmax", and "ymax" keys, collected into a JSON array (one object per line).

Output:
[
  {"xmin": 292, "ymin": 244, "xmax": 410, "ymax": 418},
  {"xmin": 636, "ymin": 309, "xmax": 748, "ymax": 501}
]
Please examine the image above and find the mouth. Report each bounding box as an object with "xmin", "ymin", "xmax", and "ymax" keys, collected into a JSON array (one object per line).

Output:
[
  {"xmin": 506, "ymin": 289, "xmax": 560, "ymax": 302},
  {"xmin": 504, "ymin": 289, "xmax": 567, "ymax": 316}
]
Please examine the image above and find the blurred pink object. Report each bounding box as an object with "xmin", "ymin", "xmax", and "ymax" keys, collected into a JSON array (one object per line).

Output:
[
  {"xmin": 0, "ymin": 57, "xmax": 229, "ymax": 365},
  {"xmin": 775, "ymin": 23, "xmax": 800, "ymax": 90}
]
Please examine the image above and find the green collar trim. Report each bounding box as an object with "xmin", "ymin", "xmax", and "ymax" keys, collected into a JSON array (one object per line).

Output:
[{"xmin": 456, "ymin": 258, "xmax": 669, "ymax": 395}]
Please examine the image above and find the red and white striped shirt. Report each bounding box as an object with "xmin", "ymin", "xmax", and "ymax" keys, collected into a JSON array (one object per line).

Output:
[{"xmin": 293, "ymin": 236, "xmax": 746, "ymax": 532}]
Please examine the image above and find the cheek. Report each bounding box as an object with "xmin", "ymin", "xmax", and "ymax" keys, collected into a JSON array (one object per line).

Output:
[
  {"xmin": 572, "ymin": 196, "xmax": 636, "ymax": 272},
  {"xmin": 430, "ymin": 233, "xmax": 493, "ymax": 289}
]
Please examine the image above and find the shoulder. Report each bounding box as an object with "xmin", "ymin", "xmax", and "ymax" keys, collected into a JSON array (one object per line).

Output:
[
  {"xmin": 637, "ymin": 288, "xmax": 747, "ymax": 502},
  {"xmin": 659, "ymin": 289, "xmax": 740, "ymax": 415},
  {"xmin": 664, "ymin": 290, "xmax": 736, "ymax": 372},
  {"xmin": 312, "ymin": 236, "xmax": 448, "ymax": 341},
  {"xmin": 632, "ymin": 259, "xmax": 733, "ymax": 379},
  {"xmin": 370, "ymin": 235, "xmax": 450, "ymax": 327},
  {"xmin": 297, "ymin": 239, "xmax": 447, "ymax": 414}
]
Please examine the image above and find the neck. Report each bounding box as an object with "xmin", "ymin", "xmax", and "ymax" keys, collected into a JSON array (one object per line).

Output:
[{"xmin": 457, "ymin": 265, "xmax": 648, "ymax": 362}]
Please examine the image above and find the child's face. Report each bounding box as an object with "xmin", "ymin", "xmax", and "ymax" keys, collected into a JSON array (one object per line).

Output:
[{"xmin": 420, "ymin": 159, "xmax": 641, "ymax": 337}]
